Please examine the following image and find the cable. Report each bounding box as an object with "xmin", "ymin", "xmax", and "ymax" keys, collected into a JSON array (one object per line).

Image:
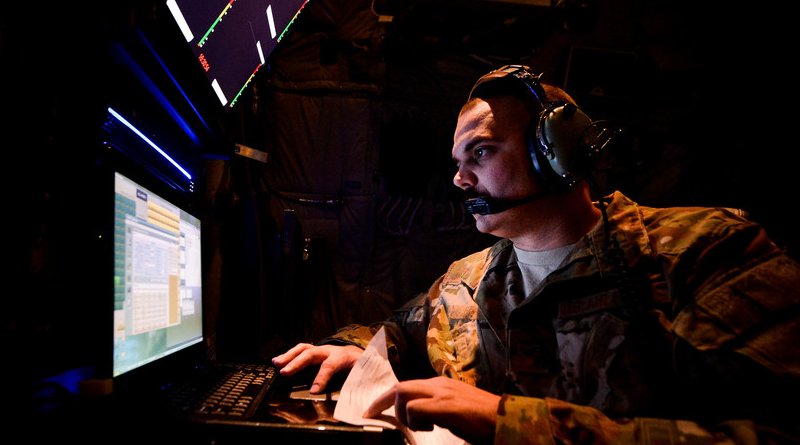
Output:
[{"xmin": 589, "ymin": 178, "xmax": 644, "ymax": 310}]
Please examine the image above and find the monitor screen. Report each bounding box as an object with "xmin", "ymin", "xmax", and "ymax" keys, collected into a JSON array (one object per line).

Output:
[
  {"xmin": 164, "ymin": 0, "xmax": 310, "ymax": 109},
  {"xmin": 113, "ymin": 172, "xmax": 204, "ymax": 378}
]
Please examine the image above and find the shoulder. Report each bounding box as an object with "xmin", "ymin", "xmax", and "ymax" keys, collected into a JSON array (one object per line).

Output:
[
  {"xmin": 672, "ymin": 250, "xmax": 800, "ymax": 374},
  {"xmin": 606, "ymin": 193, "xmax": 800, "ymax": 370},
  {"xmin": 605, "ymin": 191, "xmax": 765, "ymax": 257},
  {"xmin": 643, "ymin": 204, "xmax": 755, "ymax": 241},
  {"xmin": 442, "ymin": 239, "xmax": 512, "ymax": 288}
]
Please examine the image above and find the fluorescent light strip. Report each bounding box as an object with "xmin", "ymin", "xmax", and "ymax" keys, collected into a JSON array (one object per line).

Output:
[{"xmin": 107, "ymin": 107, "xmax": 192, "ymax": 180}]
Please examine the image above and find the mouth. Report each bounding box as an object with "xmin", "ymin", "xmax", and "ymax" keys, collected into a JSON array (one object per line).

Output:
[{"xmin": 464, "ymin": 188, "xmax": 487, "ymax": 200}]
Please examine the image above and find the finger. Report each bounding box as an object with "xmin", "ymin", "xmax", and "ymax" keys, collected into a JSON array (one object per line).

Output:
[
  {"xmin": 405, "ymin": 399, "xmax": 434, "ymax": 431},
  {"xmin": 271, "ymin": 343, "xmax": 313, "ymax": 367},
  {"xmin": 379, "ymin": 380, "xmax": 437, "ymax": 430},
  {"xmin": 275, "ymin": 346, "xmax": 323, "ymax": 376},
  {"xmin": 395, "ymin": 392, "xmax": 411, "ymax": 429},
  {"xmin": 363, "ymin": 386, "xmax": 398, "ymax": 418},
  {"xmin": 309, "ymin": 361, "xmax": 339, "ymax": 394}
]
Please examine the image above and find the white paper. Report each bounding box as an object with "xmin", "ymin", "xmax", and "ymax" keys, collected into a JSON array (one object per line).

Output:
[{"xmin": 333, "ymin": 327, "xmax": 465, "ymax": 445}]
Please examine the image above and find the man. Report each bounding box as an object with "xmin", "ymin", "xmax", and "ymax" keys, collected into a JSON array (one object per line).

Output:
[{"xmin": 272, "ymin": 65, "xmax": 800, "ymax": 444}]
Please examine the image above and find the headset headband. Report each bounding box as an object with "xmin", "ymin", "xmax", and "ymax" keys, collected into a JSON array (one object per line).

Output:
[{"xmin": 468, "ymin": 64, "xmax": 547, "ymax": 104}]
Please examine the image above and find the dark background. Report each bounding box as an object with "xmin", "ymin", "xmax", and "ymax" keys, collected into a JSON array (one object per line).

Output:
[{"xmin": 2, "ymin": 0, "xmax": 797, "ymax": 412}]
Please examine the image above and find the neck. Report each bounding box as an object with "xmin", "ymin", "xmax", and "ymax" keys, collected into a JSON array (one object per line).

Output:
[{"xmin": 510, "ymin": 185, "xmax": 601, "ymax": 251}]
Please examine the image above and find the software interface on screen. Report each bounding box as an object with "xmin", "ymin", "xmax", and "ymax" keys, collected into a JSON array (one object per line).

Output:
[
  {"xmin": 113, "ymin": 172, "xmax": 203, "ymax": 377},
  {"xmin": 164, "ymin": 0, "xmax": 309, "ymax": 109}
]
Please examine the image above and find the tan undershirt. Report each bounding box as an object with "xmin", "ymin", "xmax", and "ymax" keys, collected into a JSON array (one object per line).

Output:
[{"xmin": 514, "ymin": 243, "xmax": 575, "ymax": 297}]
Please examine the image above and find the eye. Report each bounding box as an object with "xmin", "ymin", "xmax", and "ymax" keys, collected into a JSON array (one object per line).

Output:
[
  {"xmin": 454, "ymin": 144, "xmax": 492, "ymax": 170},
  {"xmin": 472, "ymin": 145, "xmax": 492, "ymax": 163}
]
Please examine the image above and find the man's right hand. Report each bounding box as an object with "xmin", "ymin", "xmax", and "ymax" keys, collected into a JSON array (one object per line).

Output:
[{"xmin": 272, "ymin": 343, "xmax": 363, "ymax": 394}]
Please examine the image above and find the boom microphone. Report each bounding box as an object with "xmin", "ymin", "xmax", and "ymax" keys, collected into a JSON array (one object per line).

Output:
[{"xmin": 464, "ymin": 193, "xmax": 548, "ymax": 215}]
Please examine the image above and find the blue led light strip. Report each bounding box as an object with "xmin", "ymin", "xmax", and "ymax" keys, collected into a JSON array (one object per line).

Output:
[{"xmin": 107, "ymin": 107, "xmax": 192, "ymax": 180}]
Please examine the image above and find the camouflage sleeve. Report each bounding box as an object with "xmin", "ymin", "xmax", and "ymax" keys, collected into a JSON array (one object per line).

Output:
[
  {"xmin": 316, "ymin": 291, "xmax": 436, "ymax": 379},
  {"xmin": 319, "ymin": 323, "xmax": 381, "ymax": 349},
  {"xmin": 495, "ymin": 395, "xmax": 771, "ymax": 445}
]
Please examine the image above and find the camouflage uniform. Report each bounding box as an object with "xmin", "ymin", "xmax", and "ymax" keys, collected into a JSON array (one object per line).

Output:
[{"xmin": 324, "ymin": 191, "xmax": 800, "ymax": 444}]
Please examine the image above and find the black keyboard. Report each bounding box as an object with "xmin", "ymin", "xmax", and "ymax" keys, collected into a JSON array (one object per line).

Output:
[{"xmin": 166, "ymin": 363, "xmax": 277, "ymax": 418}]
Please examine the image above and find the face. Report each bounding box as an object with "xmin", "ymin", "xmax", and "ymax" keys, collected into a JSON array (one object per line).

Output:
[{"xmin": 452, "ymin": 96, "xmax": 542, "ymax": 237}]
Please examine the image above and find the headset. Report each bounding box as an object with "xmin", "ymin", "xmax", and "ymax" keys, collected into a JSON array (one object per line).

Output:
[
  {"xmin": 468, "ymin": 64, "xmax": 615, "ymax": 192},
  {"xmin": 467, "ymin": 66, "xmax": 644, "ymax": 310}
]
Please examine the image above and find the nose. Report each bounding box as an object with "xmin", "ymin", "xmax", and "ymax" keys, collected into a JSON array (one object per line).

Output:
[{"xmin": 453, "ymin": 165, "xmax": 474, "ymax": 190}]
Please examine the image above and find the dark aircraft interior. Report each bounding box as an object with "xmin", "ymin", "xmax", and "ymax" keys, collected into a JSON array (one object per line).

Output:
[{"xmin": 2, "ymin": 0, "xmax": 796, "ymax": 442}]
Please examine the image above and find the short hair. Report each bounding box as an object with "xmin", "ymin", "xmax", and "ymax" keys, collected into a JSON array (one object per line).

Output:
[{"xmin": 466, "ymin": 72, "xmax": 578, "ymax": 113}]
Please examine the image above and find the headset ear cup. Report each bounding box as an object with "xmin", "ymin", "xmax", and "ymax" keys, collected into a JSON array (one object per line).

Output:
[
  {"xmin": 536, "ymin": 103, "xmax": 595, "ymax": 187},
  {"xmin": 528, "ymin": 130, "xmax": 562, "ymax": 192},
  {"xmin": 469, "ymin": 65, "xmax": 609, "ymax": 190}
]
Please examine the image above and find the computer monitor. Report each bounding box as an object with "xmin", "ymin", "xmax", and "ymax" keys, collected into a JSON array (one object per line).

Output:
[
  {"xmin": 112, "ymin": 171, "xmax": 204, "ymax": 378},
  {"xmin": 164, "ymin": 0, "xmax": 310, "ymax": 109}
]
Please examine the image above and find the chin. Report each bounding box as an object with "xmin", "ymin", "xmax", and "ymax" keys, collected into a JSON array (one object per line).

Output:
[{"xmin": 473, "ymin": 213, "xmax": 502, "ymax": 235}]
